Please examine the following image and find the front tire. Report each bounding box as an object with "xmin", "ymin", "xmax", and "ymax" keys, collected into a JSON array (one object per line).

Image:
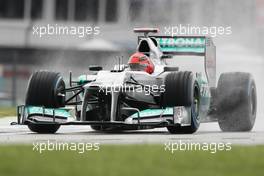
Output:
[
  {"xmin": 28, "ymin": 124, "xmax": 60, "ymax": 134},
  {"xmin": 162, "ymin": 71, "xmax": 194, "ymax": 107},
  {"xmin": 216, "ymin": 72, "xmax": 257, "ymax": 132},
  {"xmin": 163, "ymin": 72, "xmax": 200, "ymax": 134},
  {"xmin": 26, "ymin": 71, "xmax": 65, "ymax": 134}
]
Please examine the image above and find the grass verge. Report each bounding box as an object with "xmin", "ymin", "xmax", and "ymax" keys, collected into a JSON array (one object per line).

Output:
[
  {"xmin": 0, "ymin": 107, "xmax": 16, "ymax": 117},
  {"xmin": 0, "ymin": 145, "xmax": 263, "ymax": 176}
]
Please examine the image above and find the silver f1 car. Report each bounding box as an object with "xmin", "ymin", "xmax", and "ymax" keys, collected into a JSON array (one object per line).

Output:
[{"xmin": 16, "ymin": 28, "xmax": 257, "ymax": 134}]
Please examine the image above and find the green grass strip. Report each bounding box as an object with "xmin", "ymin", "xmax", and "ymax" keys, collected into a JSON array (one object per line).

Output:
[{"xmin": 0, "ymin": 145, "xmax": 263, "ymax": 176}]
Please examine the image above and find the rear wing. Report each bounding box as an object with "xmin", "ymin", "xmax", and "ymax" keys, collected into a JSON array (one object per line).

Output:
[
  {"xmin": 138, "ymin": 36, "xmax": 216, "ymax": 87},
  {"xmin": 134, "ymin": 28, "xmax": 159, "ymax": 37}
]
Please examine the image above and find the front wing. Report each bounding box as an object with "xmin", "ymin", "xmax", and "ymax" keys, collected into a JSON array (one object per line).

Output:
[{"xmin": 14, "ymin": 105, "xmax": 192, "ymax": 128}]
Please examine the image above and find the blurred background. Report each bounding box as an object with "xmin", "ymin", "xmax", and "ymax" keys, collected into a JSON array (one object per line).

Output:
[{"xmin": 0, "ymin": 0, "xmax": 263, "ymax": 107}]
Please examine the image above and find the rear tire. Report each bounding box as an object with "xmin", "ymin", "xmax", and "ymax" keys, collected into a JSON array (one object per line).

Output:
[
  {"xmin": 26, "ymin": 71, "xmax": 65, "ymax": 134},
  {"xmin": 216, "ymin": 72, "xmax": 257, "ymax": 132},
  {"xmin": 163, "ymin": 72, "xmax": 200, "ymax": 134}
]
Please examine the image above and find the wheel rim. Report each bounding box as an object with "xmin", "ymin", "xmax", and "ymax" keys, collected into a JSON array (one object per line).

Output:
[{"xmin": 54, "ymin": 77, "xmax": 66, "ymax": 107}]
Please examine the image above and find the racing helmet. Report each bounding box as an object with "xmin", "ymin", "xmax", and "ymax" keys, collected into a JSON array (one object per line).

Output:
[{"xmin": 128, "ymin": 52, "xmax": 154, "ymax": 74}]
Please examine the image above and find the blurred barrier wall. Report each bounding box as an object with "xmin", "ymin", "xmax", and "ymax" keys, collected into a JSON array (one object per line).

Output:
[
  {"xmin": 0, "ymin": 0, "xmax": 259, "ymax": 49},
  {"xmin": 0, "ymin": 0, "xmax": 262, "ymax": 105}
]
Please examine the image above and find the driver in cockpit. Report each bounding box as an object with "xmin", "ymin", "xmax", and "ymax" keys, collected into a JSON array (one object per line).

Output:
[{"xmin": 128, "ymin": 52, "xmax": 154, "ymax": 74}]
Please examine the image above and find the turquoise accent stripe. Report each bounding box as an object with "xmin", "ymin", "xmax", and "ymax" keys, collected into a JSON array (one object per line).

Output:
[
  {"xmin": 131, "ymin": 108, "xmax": 173, "ymax": 118},
  {"xmin": 26, "ymin": 106, "xmax": 71, "ymax": 119},
  {"xmin": 156, "ymin": 37, "xmax": 206, "ymax": 53}
]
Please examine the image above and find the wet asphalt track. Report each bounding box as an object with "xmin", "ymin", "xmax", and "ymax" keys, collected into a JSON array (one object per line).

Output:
[{"xmin": 0, "ymin": 115, "xmax": 263, "ymax": 145}]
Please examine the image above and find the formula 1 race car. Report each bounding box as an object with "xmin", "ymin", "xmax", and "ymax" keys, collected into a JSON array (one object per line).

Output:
[{"xmin": 16, "ymin": 28, "xmax": 257, "ymax": 134}]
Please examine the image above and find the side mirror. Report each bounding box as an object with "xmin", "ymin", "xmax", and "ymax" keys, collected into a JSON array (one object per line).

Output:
[
  {"xmin": 161, "ymin": 55, "xmax": 173, "ymax": 59},
  {"xmin": 89, "ymin": 65, "xmax": 103, "ymax": 71}
]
